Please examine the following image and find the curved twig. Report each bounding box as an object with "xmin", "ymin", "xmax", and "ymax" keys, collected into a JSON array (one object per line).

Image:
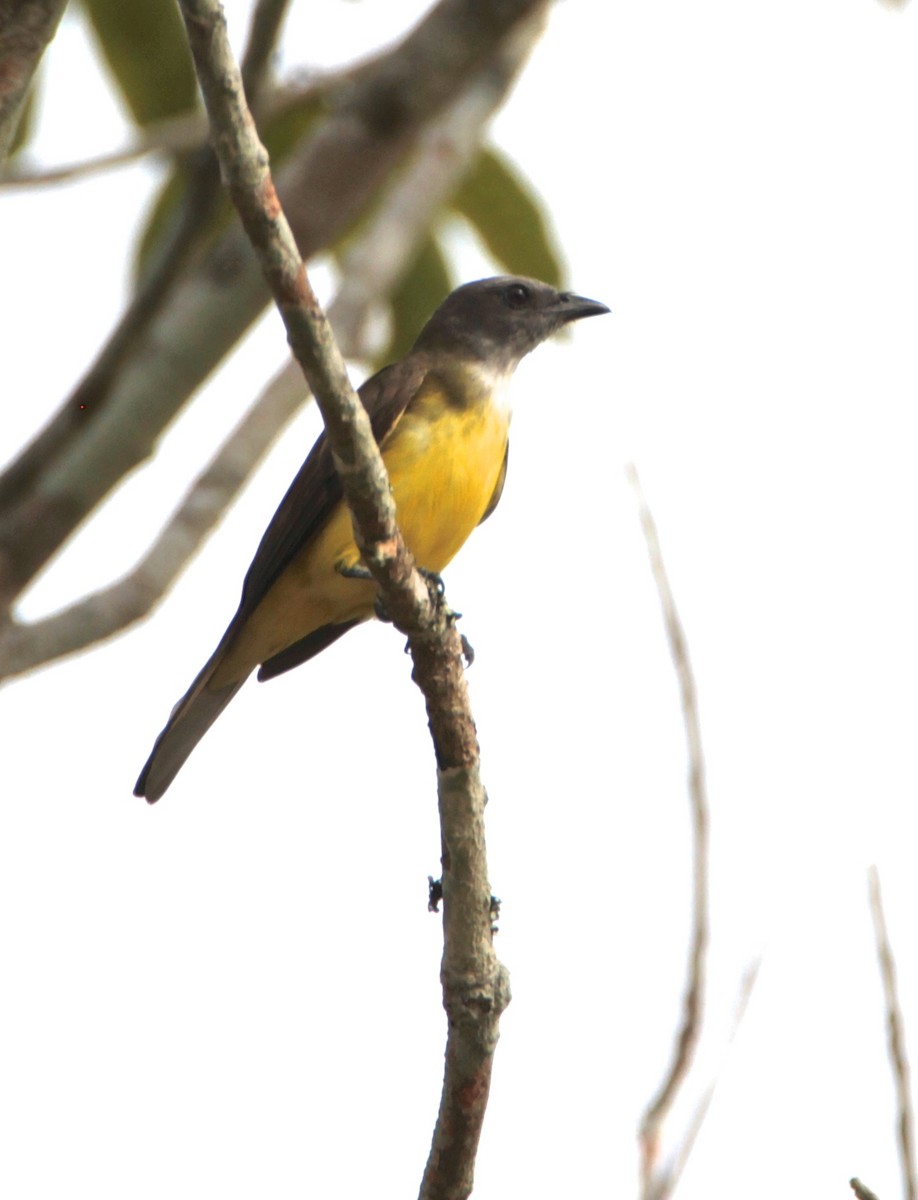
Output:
[{"xmin": 628, "ymin": 464, "xmax": 711, "ymax": 1200}]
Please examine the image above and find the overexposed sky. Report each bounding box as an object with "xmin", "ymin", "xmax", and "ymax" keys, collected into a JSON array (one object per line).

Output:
[{"xmin": 3, "ymin": 1, "xmax": 918, "ymax": 1197}]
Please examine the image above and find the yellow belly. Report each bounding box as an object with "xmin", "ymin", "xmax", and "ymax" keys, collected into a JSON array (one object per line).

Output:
[{"xmin": 214, "ymin": 388, "xmax": 510, "ymax": 682}]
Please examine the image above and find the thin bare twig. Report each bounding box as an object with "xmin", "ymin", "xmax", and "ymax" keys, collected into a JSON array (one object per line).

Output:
[
  {"xmin": 0, "ymin": 80, "xmax": 325, "ymax": 188},
  {"xmin": 628, "ymin": 464, "xmax": 711, "ymax": 1200},
  {"xmin": 661, "ymin": 959, "xmax": 761, "ymax": 1197},
  {"xmin": 176, "ymin": 7, "xmax": 508, "ymax": 1198},
  {"xmin": 868, "ymin": 866, "xmax": 917, "ymax": 1200}
]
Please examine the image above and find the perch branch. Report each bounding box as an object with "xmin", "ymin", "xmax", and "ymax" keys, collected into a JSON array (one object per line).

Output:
[{"xmin": 176, "ymin": 7, "xmax": 508, "ymax": 1199}]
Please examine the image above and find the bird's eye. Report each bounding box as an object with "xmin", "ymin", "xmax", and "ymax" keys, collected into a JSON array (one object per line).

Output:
[{"xmin": 503, "ymin": 283, "xmax": 530, "ymax": 309}]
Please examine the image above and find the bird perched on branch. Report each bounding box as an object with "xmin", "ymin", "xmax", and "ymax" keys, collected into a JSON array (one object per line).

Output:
[{"xmin": 135, "ymin": 275, "xmax": 609, "ymax": 801}]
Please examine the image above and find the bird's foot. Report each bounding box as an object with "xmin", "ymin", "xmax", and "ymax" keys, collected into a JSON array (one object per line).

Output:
[
  {"xmin": 417, "ymin": 567, "xmax": 445, "ymax": 598},
  {"xmin": 373, "ymin": 566, "xmax": 448, "ymax": 625},
  {"xmin": 338, "ymin": 560, "xmax": 473, "ymax": 664},
  {"xmin": 336, "ymin": 561, "xmax": 373, "ymax": 582}
]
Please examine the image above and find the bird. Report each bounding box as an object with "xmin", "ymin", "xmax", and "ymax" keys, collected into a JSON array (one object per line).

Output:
[{"xmin": 134, "ymin": 275, "xmax": 609, "ymax": 801}]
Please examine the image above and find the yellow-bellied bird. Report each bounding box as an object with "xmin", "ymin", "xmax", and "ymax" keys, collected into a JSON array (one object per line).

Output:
[{"xmin": 135, "ymin": 276, "xmax": 609, "ymax": 801}]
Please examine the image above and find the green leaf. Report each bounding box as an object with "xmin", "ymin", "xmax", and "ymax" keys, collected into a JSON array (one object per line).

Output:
[
  {"xmin": 261, "ymin": 92, "xmax": 326, "ymax": 166},
  {"xmin": 80, "ymin": 0, "xmax": 198, "ymax": 126},
  {"xmin": 133, "ymin": 167, "xmax": 196, "ymax": 283},
  {"xmin": 8, "ymin": 82, "xmax": 38, "ymax": 158},
  {"xmin": 133, "ymin": 91, "xmax": 325, "ymax": 283},
  {"xmin": 451, "ymin": 146, "xmax": 563, "ymax": 288},
  {"xmin": 380, "ymin": 234, "xmax": 453, "ymax": 366}
]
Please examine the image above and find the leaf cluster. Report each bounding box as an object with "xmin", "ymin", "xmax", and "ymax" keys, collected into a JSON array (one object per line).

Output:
[{"xmin": 10, "ymin": 0, "xmax": 561, "ymax": 365}]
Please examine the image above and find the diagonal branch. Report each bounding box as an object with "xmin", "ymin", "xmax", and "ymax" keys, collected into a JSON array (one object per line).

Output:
[
  {"xmin": 868, "ymin": 866, "xmax": 917, "ymax": 1200},
  {"xmin": 176, "ymin": 7, "xmax": 509, "ymax": 1199},
  {"xmin": 628, "ymin": 464, "xmax": 711, "ymax": 1200},
  {"xmin": 0, "ymin": 362, "xmax": 304, "ymax": 681},
  {"xmin": 851, "ymin": 1179, "xmax": 883, "ymax": 1200}
]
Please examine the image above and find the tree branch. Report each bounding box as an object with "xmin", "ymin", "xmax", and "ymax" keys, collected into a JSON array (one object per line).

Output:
[
  {"xmin": 0, "ymin": 0, "xmax": 546, "ymax": 608},
  {"xmin": 868, "ymin": 866, "xmax": 917, "ymax": 1200},
  {"xmin": 175, "ymin": 7, "xmax": 508, "ymax": 1198},
  {"xmin": 0, "ymin": 362, "xmax": 303, "ymax": 680},
  {"xmin": 851, "ymin": 1178, "xmax": 882, "ymax": 1200},
  {"xmin": 628, "ymin": 465, "xmax": 711, "ymax": 1200},
  {"xmin": 0, "ymin": 0, "xmax": 68, "ymax": 162},
  {"xmin": 239, "ymin": 0, "xmax": 290, "ymax": 103},
  {"xmin": 661, "ymin": 960, "xmax": 760, "ymax": 1199},
  {"xmin": 419, "ymin": 767, "xmax": 511, "ymax": 1200},
  {"xmin": 0, "ymin": 80, "xmax": 325, "ymax": 188}
]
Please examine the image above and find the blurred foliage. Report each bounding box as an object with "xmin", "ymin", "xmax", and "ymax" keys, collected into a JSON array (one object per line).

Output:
[
  {"xmin": 134, "ymin": 90, "xmax": 326, "ymax": 282},
  {"xmin": 451, "ymin": 146, "xmax": 562, "ymax": 288},
  {"xmin": 134, "ymin": 168, "xmax": 199, "ymax": 283},
  {"xmin": 76, "ymin": 1, "xmax": 563, "ymax": 347},
  {"xmin": 381, "ymin": 234, "xmax": 454, "ymax": 365},
  {"xmin": 380, "ymin": 145, "xmax": 564, "ymax": 361},
  {"xmin": 8, "ymin": 85, "xmax": 38, "ymax": 159},
  {"xmin": 79, "ymin": 0, "xmax": 198, "ymax": 125}
]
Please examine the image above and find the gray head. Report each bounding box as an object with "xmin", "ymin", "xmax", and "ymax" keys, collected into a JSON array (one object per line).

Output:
[{"xmin": 412, "ymin": 276, "xmax": 609, "ymax": 372}]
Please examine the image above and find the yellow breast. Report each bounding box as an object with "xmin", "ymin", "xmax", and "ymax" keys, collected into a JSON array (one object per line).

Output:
[
  {"xmin": 381, "ymin": 372, "xmax": 511, "ymax": 571},
  {"xmin": 215, "ymin": 365, "xmax": 511, "ymax": 682}
]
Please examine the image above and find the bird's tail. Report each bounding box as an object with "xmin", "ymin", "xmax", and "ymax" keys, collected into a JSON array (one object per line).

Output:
[{"xmin": 134, "ymin": 653, "xmax": 247, "ymax": 803}]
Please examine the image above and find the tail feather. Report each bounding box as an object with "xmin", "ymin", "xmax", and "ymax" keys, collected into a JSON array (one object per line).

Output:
[{"xmin": 134, "ymin": 656, "xmax": 247, "ymax": 803}]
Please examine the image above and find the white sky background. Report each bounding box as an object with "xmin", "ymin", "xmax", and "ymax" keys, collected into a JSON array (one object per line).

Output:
[{"xmin": 2, "ymin": 0, "xmax": 918, "ymax": 1196}]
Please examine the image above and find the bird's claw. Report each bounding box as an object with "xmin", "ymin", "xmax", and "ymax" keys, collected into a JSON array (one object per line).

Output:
[
  {"xmin": 354, "ymin": 563, "xmax": 472, "ymax": 665},
  {"xmin": 336, "ymin": 561, "xmax": 373, "ymax": 581},
  {"xmin": 460, "ymin": 633, "xmax": 475, "ymax": 666},
  {"xmin": 418, "ymin": 567, "xmax": 446, "ymax": 599}
]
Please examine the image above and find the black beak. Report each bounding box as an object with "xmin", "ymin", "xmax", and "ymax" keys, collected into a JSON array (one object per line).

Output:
[{"xmin": 555, "ymin": 291, "xmax": 610, "ymax": 323}]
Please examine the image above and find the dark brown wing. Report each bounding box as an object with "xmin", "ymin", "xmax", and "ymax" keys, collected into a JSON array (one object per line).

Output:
[
  {"xmin": 257, "ymin": 618, "xmax": 362, "ymax": 681},
  {"xmin": 134, "ymin": 357, "xmax": 428, "ymax": 802},
  {"xmin": 478, "ymin": 444, "xmax": 509, "ymax": 525},
  {"xmin": 234, "ymin": 356, "xmax": 428, "ymax": 625}
]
